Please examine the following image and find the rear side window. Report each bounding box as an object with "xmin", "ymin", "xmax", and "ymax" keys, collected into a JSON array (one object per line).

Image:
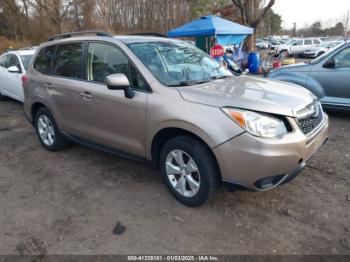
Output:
[
  {"xmin": 304, "ymin": 39, "xmax": 312, "ymax": 45},
  {"xmin": 20, "ymin": 55, "xmax": 33, "ymax": 70},
  {"xmin": 34, "ymin": 46, "xmax": 56, "ymax": 74},
  {"xmin": 314, "ymin": 39, "xmax": 321, "ymax": 45},
  {"xmin": 53, "ymin": 43, "xmax": 83, "ymax": 79}
]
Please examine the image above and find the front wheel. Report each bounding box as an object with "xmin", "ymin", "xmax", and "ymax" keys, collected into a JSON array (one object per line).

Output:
[
  {"xmin": 34, "ymin": 107, "xmax": 69, "ymax": 151},
  {"xmin": 159, "ymin": 136, "xmax": 220, "ymax": 207}
]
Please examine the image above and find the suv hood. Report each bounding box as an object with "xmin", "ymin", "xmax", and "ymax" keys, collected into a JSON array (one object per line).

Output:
[{"xmin": 177, "ymin": 76, "xmax": 315, "ymax": 117}]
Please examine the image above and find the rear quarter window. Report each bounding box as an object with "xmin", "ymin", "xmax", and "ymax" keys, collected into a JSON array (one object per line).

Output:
[{"xmin": 34, "ymin": 46, "xmax": 56, "ymax": 74}]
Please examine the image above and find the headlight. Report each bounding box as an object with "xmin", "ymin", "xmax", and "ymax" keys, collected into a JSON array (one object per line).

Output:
[{"xmin": 222, "ymin": 108, "xmax": 288, "ymax": 138}]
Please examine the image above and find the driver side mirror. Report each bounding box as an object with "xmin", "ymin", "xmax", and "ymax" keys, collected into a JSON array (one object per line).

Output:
[
  {"xmin": 105, "ymin": 73, "xmax": 135, "ymax": 99},
  {"xmin": 8, "ymin": 66, "xmax": 20, "ymax": 73},
  {"xmin": 323, "ymin": 58, "xmax": 336, "ymax": 69}
]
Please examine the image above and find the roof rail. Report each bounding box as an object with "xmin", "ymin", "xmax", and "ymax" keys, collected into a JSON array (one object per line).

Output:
[
  {"xmin": 128, "ymin": 32, "xmax": 167, "ymax": 37},
  {"xmin": 48, "ymin": 30, "xmax": 113, "ymax": 41}
]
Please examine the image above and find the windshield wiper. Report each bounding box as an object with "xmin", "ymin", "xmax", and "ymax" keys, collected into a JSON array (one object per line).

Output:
[
  {"xmin": 211, "ymin": 75, "xmax": 232, "ymax": 80},
  {"xmin": 168, "ymin": 80, "xmax": 210, "ymax": 87}
]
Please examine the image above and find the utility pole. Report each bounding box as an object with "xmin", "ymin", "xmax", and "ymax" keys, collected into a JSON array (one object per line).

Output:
[{"xmin": 345, "ymin": 10, "xmax": 349, "ymax": 37}]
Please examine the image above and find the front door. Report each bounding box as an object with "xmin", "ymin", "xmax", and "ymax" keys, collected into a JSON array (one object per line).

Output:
[{"xmin": 308, "ymin": 46, "xmax": 350, "ymax": 105}]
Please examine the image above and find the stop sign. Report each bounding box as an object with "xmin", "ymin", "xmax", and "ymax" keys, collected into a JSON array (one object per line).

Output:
[{"xmin": 210, "ymin": 44, "xmax": 225, "ymax": 58}]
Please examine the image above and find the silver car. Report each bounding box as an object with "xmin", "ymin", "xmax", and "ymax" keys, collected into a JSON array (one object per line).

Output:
[
  {"xmin": 269, "ymin": 41, "xmax": 350, "ymax": 110},
  {"xmin": 23, "ymin": 31, "xmax": 329, "ymax": 206}
]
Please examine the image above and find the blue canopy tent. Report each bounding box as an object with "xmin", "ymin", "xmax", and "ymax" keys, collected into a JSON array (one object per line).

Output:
[{"xmin": 168, "ymin": 15, "xmax": 254, "ymax": 46}]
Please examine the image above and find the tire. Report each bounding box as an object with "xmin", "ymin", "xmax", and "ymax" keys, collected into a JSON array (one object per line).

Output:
[
  {"xmin": 159, "ymin": 136, "xmax": 220, "ymax": 207},
  {"xmin": 0, "ymin": 91, "xmax": 6, "ymax": 101},
  {"xmin": 317, "ymin": 52, "xmax": 325, "ymax": 57},
  {"xmin": 34, "ymin": 107, "xmax": 68, "ymax": 152}
]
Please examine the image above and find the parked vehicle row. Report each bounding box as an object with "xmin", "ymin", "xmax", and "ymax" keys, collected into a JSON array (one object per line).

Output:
[
  {"xmin": 274, "ymin": 38, "xmax": 322, "ymax": 57},
  {"xmin": 0, "ymin": 31, "xmax": 332, "ymax": 206},
  {"xmin": 269, "ymin": 41, "xmax": 350, "ymax": 110}
]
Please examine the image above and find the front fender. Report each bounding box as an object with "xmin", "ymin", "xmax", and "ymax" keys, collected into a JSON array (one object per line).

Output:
[{"xmin": 268, "ymin": 70, "xmax": 324, "ymax": 98}]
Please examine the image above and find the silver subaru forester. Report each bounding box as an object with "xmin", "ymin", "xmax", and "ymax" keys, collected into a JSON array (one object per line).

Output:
[{"xmin": 23, "ymin": 31, "xmax": 329, "ymax": 206}]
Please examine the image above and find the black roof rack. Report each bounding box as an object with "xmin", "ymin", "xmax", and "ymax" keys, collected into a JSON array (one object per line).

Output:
[
  {"xmin": 48, "ymin": 30, "xmax": 113, "ymax": 41},
  {"xmin": 128, "ymin": 32, "xmax": 167, "ymax": 37}
]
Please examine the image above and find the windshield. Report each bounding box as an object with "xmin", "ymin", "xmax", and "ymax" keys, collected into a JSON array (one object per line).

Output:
[
  {"xmin": 127, "ymin": 41, "xmax": 232, "ymax": 86},
  {"xmin": 20, "ymin": 55, "xmax": 33, "ymax": 70},
  {"xmin": 284, "ymin": 39, "xmax": 296, "ymax": 45}
]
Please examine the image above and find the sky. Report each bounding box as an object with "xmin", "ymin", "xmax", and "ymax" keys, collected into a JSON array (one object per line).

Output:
[{"xmin": 272, "ymin": 0, "xmax": 350, "ymax": 29}]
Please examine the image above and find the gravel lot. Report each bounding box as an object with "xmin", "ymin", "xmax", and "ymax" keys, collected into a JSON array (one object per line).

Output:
[{"xmin": 0, "ymin": 99, "xmax": 349, "ymax": 255}]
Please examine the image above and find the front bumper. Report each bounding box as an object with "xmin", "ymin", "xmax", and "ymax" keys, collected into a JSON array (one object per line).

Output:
[{"xmin": 214, "ymin": 114, "xmax": 329, "ymax": 191}]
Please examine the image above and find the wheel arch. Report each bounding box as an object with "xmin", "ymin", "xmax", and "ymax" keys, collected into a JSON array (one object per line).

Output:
[{"xmin": 150, "ymin": 127, "xmax": 222, "ymax": 180}]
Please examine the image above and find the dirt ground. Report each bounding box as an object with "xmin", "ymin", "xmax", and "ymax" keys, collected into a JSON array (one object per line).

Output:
[{"xmin": 0, "ymin": 99, "xmax": 349, "ymax": 255}]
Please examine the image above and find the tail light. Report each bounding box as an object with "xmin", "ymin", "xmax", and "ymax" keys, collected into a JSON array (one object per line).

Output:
[{"xmin": 22, "ymin": 74, "xmax": 29, "ymax": 86}]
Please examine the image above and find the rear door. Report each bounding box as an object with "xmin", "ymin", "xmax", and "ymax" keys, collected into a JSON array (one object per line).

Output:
[
  {"xmin": 43, "ymin": 42, "xmax": 88, "ymax": 134},
  {"xmin": 308, "ymin": 46, "xmax": 350, "ymax": 105},
  {"xmin": 76, "ymin": 42, "xmax": 148, "ymax": 157}
]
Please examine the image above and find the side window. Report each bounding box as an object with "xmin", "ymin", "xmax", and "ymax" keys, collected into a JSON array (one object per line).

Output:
[
  {"xmin": 0, "ymin": 55, "xmax": 9, "ymax": 68},
  {"xmin": 314, "ymin": 39, "xmax": 321, "ymax": 45},
  {"xmin": 53, "ymin": 43, "xmax": 83, "ymax": 79},
  {"xmin": 34, "ymin": 46, "xmax": 56, "ymax": 74},
  {"xmin": 334, "ymin": 48, "xmax": 350, "ymax": 67},
  {"xmin": 295, "ymin": 40, "xmax": 303, "ymax": 46},
  {"xmin": 304, "ymin": 39, "xmax": 312, "ymax": 45},
  {"xmin": 87, "ymin": 42, "xmax": 147, "ymax": 91}
]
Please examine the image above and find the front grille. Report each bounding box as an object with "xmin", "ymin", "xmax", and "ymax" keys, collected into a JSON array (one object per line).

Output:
[{"xmin": 297, "ymin": 103, "xmax": 324, "ymax": 135}]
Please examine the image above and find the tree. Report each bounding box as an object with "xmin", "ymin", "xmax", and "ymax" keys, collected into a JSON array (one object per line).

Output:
[
  {"xmin": 257, "ymin": 9, "xmax": 282, "ymax": 36},
  {"xmin": 230, "ymin": 0, "xmax": 276, "ymax": 50},
  {"xmin": 231, "ymin": 0, "xmax": 276, "ymax": 28},
  {"xmin": 310, "ymin": 21, "xmax": 323, "ymax": 36}
]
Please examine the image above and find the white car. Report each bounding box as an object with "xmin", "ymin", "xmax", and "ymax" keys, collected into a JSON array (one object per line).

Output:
[
  {"xmin": 0, "ymin": 50, "xmax": 35, "ymax": 102},
  {"xmin": 276, "ymin": 38, "xmax": 322, "ymax": 57},
  {"xmin": 255, "ymin": 39, "xmax": 269, "ymax": 49},
  {"xmin": 303, "ymin": 41, "xmax": 344, "ymax": 58},
  {"xmin": 273, "ymin": 38, "xmax": 299, "ymax": 55}
]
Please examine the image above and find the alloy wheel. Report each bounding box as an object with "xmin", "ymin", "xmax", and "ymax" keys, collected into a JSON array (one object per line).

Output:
[
  {"xmin": 165, "ymin": 149, "xmax": 201, "ymax": 197},
  {"xmin": 37, "ymin": 115, "xmax": 55, "ymax": 146}
]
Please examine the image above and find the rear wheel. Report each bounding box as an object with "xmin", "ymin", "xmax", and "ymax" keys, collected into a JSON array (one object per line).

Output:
[
  {"xmin": 159, "ymin": 136, "xmax": 220, "ymax": 207},
  {"xmin": 317, "ymin": 51, "xmax": 325, "ymax": 57},
  {"xmin": 34, "ymin": 107, "xmax": 68, "ymax": 151},
  {"xmin": 0, "ymin": 91, "xmax": 6, "ymax": 101}
]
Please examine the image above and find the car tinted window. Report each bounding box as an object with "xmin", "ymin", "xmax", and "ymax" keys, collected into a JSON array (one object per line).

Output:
[
  {"xmin": 304, "ymin": 39, "xmax": 312, "ymax": 45},
  {"xmin": 53, "ymin": 43, "xmax": 83, "ymax": 79},
  {"xmin": 87, "ymin": 42, "xmax": 147, "ymax": 91},
  {"xmin": 314, "ymin": 39, "xmax": 321, "ymax": 44},
  {"xmin": 34, "ymin": 46, "xmax": 56, "ymax": 74},
  {"xmin": 334, "ymin": 47, "xmax": 350, "ymax": 67}
]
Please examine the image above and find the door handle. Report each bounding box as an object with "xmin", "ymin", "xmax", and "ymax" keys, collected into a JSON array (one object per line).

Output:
[{"xmin": 80, "ymin": 91, "xmax": 93, "ymax": 100}]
